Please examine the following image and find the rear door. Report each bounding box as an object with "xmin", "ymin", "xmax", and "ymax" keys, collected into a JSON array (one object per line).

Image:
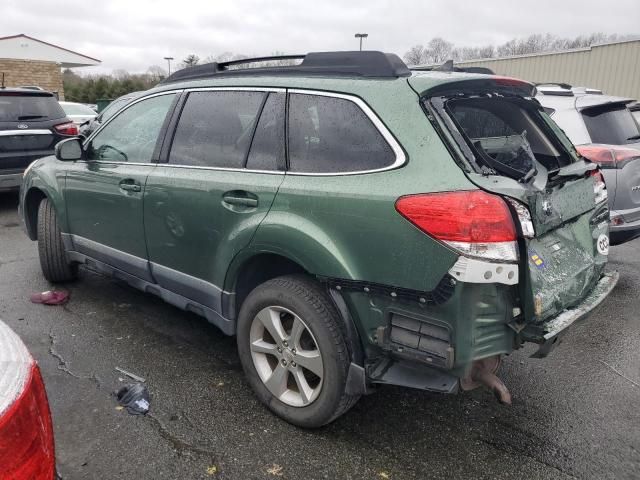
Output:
[
  {"xmin": 418, "ymin": 78, "xmax": 609, "ymax": 324},
  {"xmin": 65, "ymin": 92, "xmax": 177, "ymax": 280},
  {"xmin": 143, "ymin": 89, "xmax": 285, "ymax": 313}
]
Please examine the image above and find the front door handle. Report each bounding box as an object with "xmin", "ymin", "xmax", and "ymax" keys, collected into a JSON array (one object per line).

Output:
[
  {"xmin": 119, "ymin": 179, "xmax": 142, "ymax": 192},
  {"xmin": 222, "ymin": 191, "xmax": 258, "ymax": 208}
]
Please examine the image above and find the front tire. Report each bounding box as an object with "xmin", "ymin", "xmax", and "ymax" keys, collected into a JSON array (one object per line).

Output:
[
  {"xmin": 236, "ymin": 275, "xmax": 360, "ymax": 427},
  {"xmin": 37, "ymin": 198, "xmax": 77, "ymax": 283}
]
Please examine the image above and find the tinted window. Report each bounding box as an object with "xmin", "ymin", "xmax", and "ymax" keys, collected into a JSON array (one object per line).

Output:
[
  {"xmin": 582, "ymin": 105, "xmax": 640, "ymax": 145},
  {"xmin": 87, "ymin": 93, "xmax": 175, "ymax": 163},
  {"xmin": 170, "ymin": 91, "xmax": 265, "ymax": 168},
  {"xmin": 288, "ymin": 94, "xmax": 395, "ymax": 173},
  {"xmin": 0, "ymin": 93, "xmax": 65, "ymax": 121},
  {"xmin": 246, "ymin": 93, "xmax": 285, "ymax": 171}
]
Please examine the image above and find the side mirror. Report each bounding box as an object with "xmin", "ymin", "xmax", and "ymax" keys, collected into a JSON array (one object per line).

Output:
[{"xmin": 55, "ymin": 137, "xmax": 83, "ymax": 161}]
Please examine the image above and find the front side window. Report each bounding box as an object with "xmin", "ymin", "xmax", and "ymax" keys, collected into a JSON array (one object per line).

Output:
[
  {"xmin": 87, "ymin": 94, "xmax": 175, "ymax": 163},
  {"xmin": 170, "ymin": 91, "xmax": 265, "ymax": 168},
  {"xmin": 288, "ymin": 94, "xmax": 395, "ymax": 173}
]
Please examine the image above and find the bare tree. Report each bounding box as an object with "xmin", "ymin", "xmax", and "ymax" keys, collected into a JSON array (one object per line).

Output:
[
  {"xmin": 181, "ymin": 54, "xmax": 200, "ymax": 68},
  {"xmin": 146, "ymin": 65, "xmax": 167, "ymax": 82},
  {"xmin": 426, "ymin": 37, "xmax": 454, "ymax": 64},
  {"xmin": 403, "ymin": 45, "xmax": 426, "ymax": 65}
]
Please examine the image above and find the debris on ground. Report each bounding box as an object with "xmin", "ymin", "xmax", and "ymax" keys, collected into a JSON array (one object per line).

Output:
[
  {"xmin": 115, "ymin": 367, "xmax": 146, "ymax": 383},
  {"xmin": 206, "ymin": 465, "xmax": 218, "ymax": 476},
  {"xmin": 266, "ymin": 464, "xmax": 283, "ymax": 476},
  {"xmin": 115, "ymin": 383, "xmax": 150, "ymax": 415},
  {"xmin": 30, "ymin": 289, "xmax": 70, "ymax": 305}
]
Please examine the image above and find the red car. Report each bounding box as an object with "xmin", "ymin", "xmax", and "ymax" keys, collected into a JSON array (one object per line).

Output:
[{"xmin": 0, "ymin": 319, "xmax": 55, "ymax": 479}]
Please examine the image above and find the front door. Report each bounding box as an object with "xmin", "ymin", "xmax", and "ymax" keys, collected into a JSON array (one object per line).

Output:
[
  {"xmin": 144, "ymin": 90, "xmax": 286, "ymax": 313},
  {"xmin": 65, "ymin": 92, "xmax": 177, "ymax": 280}
]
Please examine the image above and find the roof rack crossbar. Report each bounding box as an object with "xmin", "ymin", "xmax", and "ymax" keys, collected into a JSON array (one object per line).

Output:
[
  {"xmin": 216, "ymin": 54, "xmax": 306, "ymax": 70},
  {"xmin": 159, "ymin": 51, "xmax": 411, "ymax": 84}
]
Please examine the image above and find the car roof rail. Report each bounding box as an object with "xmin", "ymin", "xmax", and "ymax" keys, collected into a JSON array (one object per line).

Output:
[{"xmin": 159, "ymin": 51, "xmax": 411, "ymax": 84}]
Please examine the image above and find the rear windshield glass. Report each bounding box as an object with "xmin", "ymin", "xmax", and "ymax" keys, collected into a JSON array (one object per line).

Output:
[
  {"xmin": 61, "ymin": 103, "xmax": 96, "ymax": 116},
  {"xmin": 582, "ymin": 105, "xmax": 640, "ymax": 145},
  {"xmin": 0, "ymin": 94, "xmax": 65, "ymax": 122},
  {"xmin": 446, "ymin": 97, "xmax": 571, "ymax": 179}
]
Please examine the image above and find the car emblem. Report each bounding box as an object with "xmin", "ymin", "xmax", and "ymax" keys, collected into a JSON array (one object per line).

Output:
[
  {"xmin": 17, "ymin": 123, "xmax": 29, "ymax": 129},
  {"xmin": 542, "ymin": 200, "xmax": 553, "ymax": 216},
  {"xmin": 632, "ymin": 185, "xmax": 640, "ymax": 192}
]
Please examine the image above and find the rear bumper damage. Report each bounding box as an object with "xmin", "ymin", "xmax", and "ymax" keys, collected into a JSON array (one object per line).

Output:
[{"xmin": 525, "ymin": 271, "xmax": 619, "ymax": 358}]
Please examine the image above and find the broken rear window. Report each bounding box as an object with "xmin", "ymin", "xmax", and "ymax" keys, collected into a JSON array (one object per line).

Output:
[{"xmin": 445, "ymin": 97, "xmax": 573, "ymax": 180}]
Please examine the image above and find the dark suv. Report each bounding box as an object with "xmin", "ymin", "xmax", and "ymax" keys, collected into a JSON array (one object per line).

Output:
[
  {"xmin": 0, "ymin": 89, "xmax": 77, "ymax": 191},
  {"xmin": 19, "ymin": 52, "xmax": 617, "ymax": 427}
]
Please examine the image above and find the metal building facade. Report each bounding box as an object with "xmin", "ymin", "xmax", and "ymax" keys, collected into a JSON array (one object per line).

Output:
[{"xmin": 456, "ymin": 40, "xmax": 640, "ymax": 100}]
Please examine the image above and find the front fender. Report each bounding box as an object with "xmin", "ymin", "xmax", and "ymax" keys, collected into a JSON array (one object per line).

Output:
[{"xmin": 20, "ymin": 156, "xmax": 67, "ymax": 239}]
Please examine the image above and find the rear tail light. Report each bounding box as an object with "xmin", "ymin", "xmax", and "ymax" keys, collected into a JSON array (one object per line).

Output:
[
  {"xmin": 588, "ymin": 169, "xmax": 608, "ymax": 204},
  {"xmin": 53, "ymin": 121, "xmax": 78, "ymax": 136},
  {"xmin": 577, "ymin": 144, "xmax": 640, "ymax": 169},
  {"xmin": 395, "ymin": 190, "xmax": 518, "ymax": 261},
  {"xmin": 0, "ymin": 323, "xmax": 55, "ymax": 480}
]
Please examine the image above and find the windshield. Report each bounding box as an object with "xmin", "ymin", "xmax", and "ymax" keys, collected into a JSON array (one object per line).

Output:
[
  {"xmin": 582, "ymin": 105, "xmax": 640, "ymax": 145},
  {"xmin": 0, "ymin": 94, "xmax": 66, "ymax": 122},
  {"xmin": 445, "ymin": 96, "xmax": 573, "ymax": 180},
  {"xmin": 62, "ymin": 103, "xmax": 96, "ymax": 116}
]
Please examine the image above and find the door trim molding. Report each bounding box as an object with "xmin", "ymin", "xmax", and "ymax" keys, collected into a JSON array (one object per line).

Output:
[{"xmin": 61, "ymin": 234, "xmax": 236, "ymax": 332}]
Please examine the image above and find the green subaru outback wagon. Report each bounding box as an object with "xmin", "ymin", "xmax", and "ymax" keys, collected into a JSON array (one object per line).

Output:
[{"xmin": 19, "ymin": 51, "xmax": 618, "ymax": 427}]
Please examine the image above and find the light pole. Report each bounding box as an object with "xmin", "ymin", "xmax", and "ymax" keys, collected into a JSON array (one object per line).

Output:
[
  {"xmin": 164, "ymin": 56, "xmax": 174, "ymax": 75},
  {"xmin": 354, "ymin": 33, "xmax": 368, "ymax": 51}
]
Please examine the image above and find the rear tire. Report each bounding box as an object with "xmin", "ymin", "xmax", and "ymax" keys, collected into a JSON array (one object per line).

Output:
[
  {"xmin": 37, "ymin": 198, "xmax": 77, "ymax": 283},
  {"xmin": 236, "ymin": 274, "xmax": 360, "ymax": 428}
]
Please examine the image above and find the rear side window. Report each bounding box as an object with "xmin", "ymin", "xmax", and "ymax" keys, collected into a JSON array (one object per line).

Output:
[
  {"xmin": 0, "ymin": 94, "xmax": 65, "ymax": 122},
  {"xmin": 246, "ymin": 93, "xmax": 285, "ymax": 171},
  {"xmin": 582, "ymin": 105, "xmax": 640, "ymax": 145},
  {"xmin": 170, "ymin": 91, "xmax": 265, "ymax": 169},
  {"xmin": 288, "ymin": 94, "xmax": 395, "ymax": 173}
]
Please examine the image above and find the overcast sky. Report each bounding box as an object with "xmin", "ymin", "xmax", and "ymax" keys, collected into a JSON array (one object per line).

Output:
[{"xmin": 4, "ymin": 0, "xmax": 639, "ymax": 74}]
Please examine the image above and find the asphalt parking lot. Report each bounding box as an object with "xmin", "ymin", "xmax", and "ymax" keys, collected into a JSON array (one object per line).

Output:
[{"xmin": 1, "ymin": 191, "xmax": 639, "ymax": 480}]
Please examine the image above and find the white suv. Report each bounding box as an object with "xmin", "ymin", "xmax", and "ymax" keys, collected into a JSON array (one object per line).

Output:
[{"xmin": 537, "ymin": 84, "xmax": 640, "ymax": 245}]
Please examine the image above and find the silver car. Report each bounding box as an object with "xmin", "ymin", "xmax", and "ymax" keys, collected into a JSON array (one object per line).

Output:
[
  {"xmin": 537, "ymin": 84, "xmax": 640, "ymax": 245},
  {"xmin": 59, "ymin": 101, "xmax": 97, "ymax": 126}
]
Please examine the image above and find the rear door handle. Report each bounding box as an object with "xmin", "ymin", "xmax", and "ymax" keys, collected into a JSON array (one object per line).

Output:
[
  {"xmin": 222, "ymin": 191, "xmax": 258, "ymax": 208},
  {"xmin": 119, "ymin": 179, "xmax": 142, "ymax": 192}
]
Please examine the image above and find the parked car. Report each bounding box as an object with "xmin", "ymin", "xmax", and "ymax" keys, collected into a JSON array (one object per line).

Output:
[
  {"xmin": 19, "ymin": 52, "xmax": 617, "ymax": 427},
  {"xmin": 536, "ymin": 84, "xmax": 640, "ymax": 244},
  {"xmin": 630, "ymin": 101, "xmax": 640, "ymax": 125},
  {"xmin": 0, "ymin": 88, "xmax": 78, "ymax": 191},
  {"xmin": 79, "ymin": 91, "xmax": 143, "ymax": 137},
  {"xmin": 0, "ymin": 319, "xmax": 56, "ymax": 478},
  {"xmin": 58, "ymin": 101, "xmax": 97, "ymax": 126}
]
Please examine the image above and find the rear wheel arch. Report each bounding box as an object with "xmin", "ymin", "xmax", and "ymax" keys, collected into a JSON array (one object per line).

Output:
[{"xmin": 227, "ymin": 252, "xmax": 365, "ymax": 365}]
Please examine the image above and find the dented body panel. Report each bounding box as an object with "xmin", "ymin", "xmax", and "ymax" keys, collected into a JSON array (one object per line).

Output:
[{"xmin": 19, "ymin": 68, "xmax": 617, "ymax": 398}]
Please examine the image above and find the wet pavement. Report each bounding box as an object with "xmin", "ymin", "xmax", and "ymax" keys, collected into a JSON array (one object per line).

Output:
[{"xmin": 1, "ymin": 191, "xmax": 638, "ymax": 480}]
